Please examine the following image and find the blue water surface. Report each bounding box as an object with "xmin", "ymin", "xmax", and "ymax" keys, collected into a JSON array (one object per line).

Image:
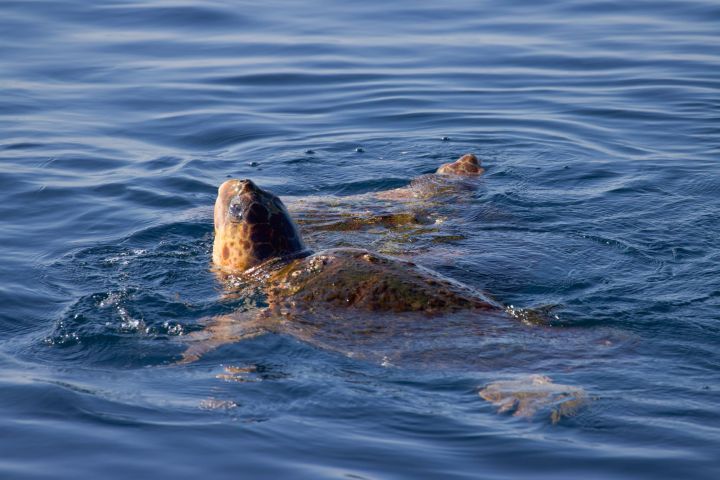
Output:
[{"xmin": 1, "ymin": 1, "xmax": 719, "ymax": 478}]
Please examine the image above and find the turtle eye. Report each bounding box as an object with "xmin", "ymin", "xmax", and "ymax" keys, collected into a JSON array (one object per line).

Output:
[{"xmin": 228, "ymin": 203, "xmax": 244, "ymax": 220}]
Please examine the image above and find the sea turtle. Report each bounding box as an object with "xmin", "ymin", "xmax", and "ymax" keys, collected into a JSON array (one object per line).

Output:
[{"xmin": 183, "ymin": 153, "xmax": 587, "ymax": 421}]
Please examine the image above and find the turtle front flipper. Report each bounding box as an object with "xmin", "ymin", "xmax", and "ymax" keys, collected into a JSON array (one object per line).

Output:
[{"xmin": 177, "ymin": 310, "xmax": 269, "ymax": 364}]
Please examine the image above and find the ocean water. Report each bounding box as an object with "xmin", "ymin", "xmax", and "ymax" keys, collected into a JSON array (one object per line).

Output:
[{"xmin": 1, "ymin": 0, "xmax": 719, "ymax": 478}]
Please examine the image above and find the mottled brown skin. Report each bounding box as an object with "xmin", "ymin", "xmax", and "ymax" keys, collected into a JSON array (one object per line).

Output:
[{"xmin": 213, "ymin": 179, "xmax": 307, "ymax": 272}]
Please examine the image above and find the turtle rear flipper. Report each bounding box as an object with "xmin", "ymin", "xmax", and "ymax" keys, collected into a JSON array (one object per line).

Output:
[
  {"xmin": 479, "ymin": 374, "xmax": 588, "ymax": 424},
  {"xmin": 177, "ymin": 310, "xmax": 268, "ymax": 364},
  {"xmin": 376, "ymin": 153, "xmax": 485, "ymax": 201}
]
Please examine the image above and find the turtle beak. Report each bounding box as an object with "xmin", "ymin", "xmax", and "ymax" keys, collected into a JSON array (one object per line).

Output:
[
  {"xmin": 217, "ymin": 179, "xmax": 265, "ymax": 225},
  {"xmin": 216, "ymin": 179, "xmax": 245, "ymax": 228},
  {"xmin": 238, "ymin": 179, "xmax": 260, "ymax": 195}
]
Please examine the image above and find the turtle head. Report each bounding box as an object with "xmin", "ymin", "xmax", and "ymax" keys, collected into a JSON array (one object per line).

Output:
[{"xmin": 213, "ymin": 179, "xmax": 306, "ymax": 272}]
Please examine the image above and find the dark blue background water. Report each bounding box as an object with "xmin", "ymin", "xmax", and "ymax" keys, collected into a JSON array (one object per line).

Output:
[{"xmin": 1, "ymin": 1, "xmax": 719, "ymax": 478}]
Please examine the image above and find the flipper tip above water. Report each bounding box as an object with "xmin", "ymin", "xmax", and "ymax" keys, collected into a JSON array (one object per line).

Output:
[{"xmin": 436, "ymin": 153, "xmax": 484, "ymax": 175}]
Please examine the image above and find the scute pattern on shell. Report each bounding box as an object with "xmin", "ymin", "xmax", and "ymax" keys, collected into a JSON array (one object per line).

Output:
[{"xmin": 266, "ymin": 248, "xmax": 502, "ymax": 315}]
